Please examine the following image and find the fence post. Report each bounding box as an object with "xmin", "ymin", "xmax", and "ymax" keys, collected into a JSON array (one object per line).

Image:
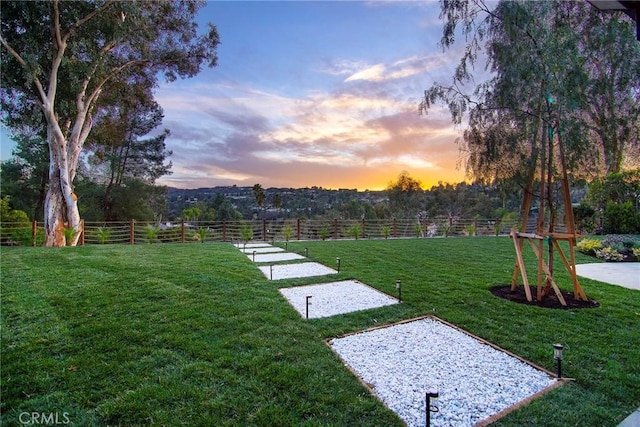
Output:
[
  {"xmin": 130, "ymin": 219, "xmax": 135, "ymax": 244},
  {"xmin": 32, "ymin": 220, "xmax": 37, "ymax": 247},
  {"xmin": 362, "ymin": 218, "xmax": 366, "ymax": 239},
  {"xmin": 223, "ymin": 221, "xmax": 227, "ymax": 242},
  {"xmin": 333, "ymin": 219, "xmax": 338, "ymax": 240},
  {"xmin": 263, "ymin": 219, "xmax": 267, "ymax": 241},
  {"xmin": 80, "ymin": 220, "xmax": 85, "ymax": 245},
  {"xmin": 393, "ymin": 218, "xmax": 397, "ymax": 238},
  {"xmin": 297, "ymin": 218, "xmax": 301, "ymax": 240},
  {"xmin": 181, "ymin": 219, "xmax": 186, "ymax": 243}
]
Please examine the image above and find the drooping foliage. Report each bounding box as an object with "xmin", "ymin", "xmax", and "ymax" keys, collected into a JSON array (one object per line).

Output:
[{"xmin": 421, "ymin": 0, "xmax": 640, "ymax": 184}]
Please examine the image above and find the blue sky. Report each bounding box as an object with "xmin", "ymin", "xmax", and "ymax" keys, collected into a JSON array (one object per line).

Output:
[{"xmin": 2, "ymin": 1, "xmax": 480, "ymax": 190}]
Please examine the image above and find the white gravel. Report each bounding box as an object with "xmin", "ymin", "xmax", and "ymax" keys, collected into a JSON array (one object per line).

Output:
[
  {"xmin": 257, "ymin": 262, "xmax": 338, "ymax": 280},
  {"xmin": 279, "ymin": 280, "xmax": 399, "ymax": 318},
  {"xmin": 234, "ymin": 242, "xmax": 272, "ymax": 248},
  {"xmin": 248, "ymin": 252, "xmax": 306, "ymax": 263},
  {"xmin": 239, "ymin": 246, "xmax": 285, "ymax": 254},
  {"xmin": 329, "ymin": 317, "xmax": 556, "ymax": 427}
]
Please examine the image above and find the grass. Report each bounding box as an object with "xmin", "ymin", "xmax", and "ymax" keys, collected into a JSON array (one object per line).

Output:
[{"xmin": 2, "ymin": 237, "xmax": 639, "ymax": 426}]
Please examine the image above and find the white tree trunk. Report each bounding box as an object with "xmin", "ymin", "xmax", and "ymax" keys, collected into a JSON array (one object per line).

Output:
[{"xmin": 43, "ymin": 110, "xmax": 83, "ymax": 247}]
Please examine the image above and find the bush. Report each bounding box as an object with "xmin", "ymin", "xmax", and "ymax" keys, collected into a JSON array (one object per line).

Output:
[
  {"xmin": 573, "ymin": 202, "xmax": 597, "ymax": 233},
  {"xmin": 603, "ymin": 201, "xmax": 639, "ymax": 234},
  {"xmin": 576, "ymin": 238, "xmax": 604, "ymax": 256},
  {"xmin": 595, "ymin": 246, "xmax": 624, "ymax": 262},
  {"xmin": 602, "ymin": 234, "xmax": 639, "ymax": 249}
]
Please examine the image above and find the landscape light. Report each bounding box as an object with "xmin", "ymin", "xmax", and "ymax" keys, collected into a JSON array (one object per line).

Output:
[
  {"xmin": 553, "ymin": 343, "xmax": 564, "ymax": 379},
  {"xmin": 305, "ymin": 295, "xmax": 312, "ymax": 319},
  {"xmin": 396, "ymin": 279, "xmax": 402, "ymax": 302},
  {"xmin": 304, "ymin": 247, "xmax": 308, "ymax": 257},
  {"xmin": 425, "ymin": 389, "xmax": 439, "ymax": 427},
  {"xmin": 252, "ymin": 250, "xmax": 256, "ymax": 262},
  {"xmin": 336, "ymin": 257, "xmax": 341, "ymax": 273}
]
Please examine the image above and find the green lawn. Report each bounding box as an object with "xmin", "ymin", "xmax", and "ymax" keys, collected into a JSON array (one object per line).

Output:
[{"xmin": 2, "ymin": 237, "xmax": 639, "ymax": 426}]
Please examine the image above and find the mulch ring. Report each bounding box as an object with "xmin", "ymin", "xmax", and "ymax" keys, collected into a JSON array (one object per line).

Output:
[{"xmin": 490, "ymin": 284, "xmax": 600, "ymax": 309}]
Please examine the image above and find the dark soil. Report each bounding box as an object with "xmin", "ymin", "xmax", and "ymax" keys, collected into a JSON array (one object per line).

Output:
[{"xmin": 490, "ymin": 284, "xmax": 600, "ymax": 309}]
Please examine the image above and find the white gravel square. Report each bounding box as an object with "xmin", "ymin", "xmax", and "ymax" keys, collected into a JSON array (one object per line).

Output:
[
  {"xmin": 240, "ymin": 246, "xmax": 285, "ymax": 254},
  {"xmin": 279, "ymin": 280, "xmax": 399, "ymax": 319},
  {"xmin": 248, "ymin": 252, "xmax": 306, "ymax": 263},
  {"xmin": 258, "ymin": 262, "xmax": 338, "ymax": 280},
  {"xmin": 329, "ymin": 317, "xmax": 556, "ymax": 427},
  {"xmin": 234, "ymin": 242, "xmax": 272, "ymax": 248}
]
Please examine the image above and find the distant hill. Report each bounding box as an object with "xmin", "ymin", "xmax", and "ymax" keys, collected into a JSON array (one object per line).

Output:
[{"xmin": 166, "ymin": 186, "xmax": 387, "ymax": 220}]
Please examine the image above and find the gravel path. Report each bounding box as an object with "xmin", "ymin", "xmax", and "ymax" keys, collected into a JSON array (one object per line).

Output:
[
  {"xmin": 248, "ymin": 252, "xmax": 306, "ymax": 263},
  {"xmin": 240, "ymin": 246, "xmax": 285, "ymax": 254},
  {"xmin": 329, "ymin": 317, "xmax": 556, "ymax": 427},
  {"xmin": 257, "ymin": 262, "xmax": 338, "ymax": 280},
  {"xmin": 279, "ymin": 280, "xmax": 399, "ymax": 318}
]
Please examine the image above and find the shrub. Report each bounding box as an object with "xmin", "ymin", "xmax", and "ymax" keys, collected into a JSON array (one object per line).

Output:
[
  {"xmin": 633, "ymin": 247, "xmax": 640, "ymax": 258},
  {"xmin": 603, "ymin": 201, "xmax": 639, "ymax": 234},
  {"xmin": 602, "ymin": 234, "xmax": 639, "ymax": 249},
  {"xmin": 576, "ymin": 238, "xmax": 604, "ymax": 256},
  {"xmin": 95, "ymin": 227, "xmax": 111, "ymax": 244},
  {"xmin": 318, "ymin": 225, "xmax": 330, "ymax": 240},
  {"xmin": 573, "ymin": 202, "xmax": 597, "ymax": 234},
  {"xmin": 283, "ymin": 225, "xmax": 292, "ymax": 241},
  {"xmin": 381, "ymin": 225, "xmax": 391, "ymax": 239},
  {"xmin": 348, "ymin": 223, "xmax": 362, "ymax": 240},
  {"xmin": 194, "ymin": 228, "xmax": 207, "ymax": 243},
  {"xmin": 145, "ymin": 225, "xmax": 159, "ymax": 244},
  {"xmin": 595, "ymin": 247, "xmax": 624, "ymax": 262}
]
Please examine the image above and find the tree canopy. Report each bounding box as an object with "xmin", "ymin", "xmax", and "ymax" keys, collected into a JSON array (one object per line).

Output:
[
  {"xmin": 0, "ymin": 0, "xmax": 219, "ymax": 245},
  {"xmin": 420, "ymin": 0, "xmax": 640, "ymax": 184}
]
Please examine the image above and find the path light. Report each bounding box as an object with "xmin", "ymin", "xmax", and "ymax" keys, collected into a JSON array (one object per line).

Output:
[
  {"xmin": 553, "ymin": 343, "xmax": 564, "ymax": 379},
  {"xmin": 252, "ymin": 250, "xmax": 256, "ymax": 262},
  {"xmin": 304, "ymin": 247, "xmax": 308, "ymax": 257},
  {"xmin": 285, "ymin": 242, "xmax": 287, "ymax": 250},
  {"xmin": 306, "ymin": 295, "xmax": 312, "ymax": 319},
  {"xmin": 396, "ymin": 279, "xmax": 402, "ymax": 302},
  {"xmin": 336, "ymin": 257, "xmax": 341, "ymax": 273},
  {"xmin": 270, "ymin": 264, "xmax": 273, "ymax": 280},
  {"xmin": 426, "ymin": 390, "xmax": 439, "ymax": 427}
]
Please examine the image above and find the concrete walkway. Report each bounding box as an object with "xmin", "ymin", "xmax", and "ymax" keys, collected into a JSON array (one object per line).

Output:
[{"xmin": 575, "ymin": 263, "xmax": 640, "ymax": 290}]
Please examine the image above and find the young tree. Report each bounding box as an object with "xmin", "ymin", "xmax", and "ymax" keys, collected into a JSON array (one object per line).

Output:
[{"xmin": 1, "ymin": 1, "xmax": 219, "ymax": 246}]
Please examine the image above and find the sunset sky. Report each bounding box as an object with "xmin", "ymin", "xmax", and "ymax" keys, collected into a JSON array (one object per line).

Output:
[{"xmin": 1, "ymin": 1, "xmax": 489, "ymax": 191}]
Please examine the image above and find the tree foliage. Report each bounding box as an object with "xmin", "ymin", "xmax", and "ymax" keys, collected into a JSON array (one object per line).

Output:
[
  {"xmin": 386, "ymin": 171, "xmax": 424, "ymax": 218},
  {"xmin": 0, "ymin": 0, "xmax": 219, "ymax": 245},
  {"xmin": 420, "ymin": 0, "xmax": 640, "ymax": 185}
]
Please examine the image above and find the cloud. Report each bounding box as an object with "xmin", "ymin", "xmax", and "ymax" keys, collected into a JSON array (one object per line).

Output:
[{"xmin": 155, "ymin": 47, "xmax": 468, "ymax": 191}]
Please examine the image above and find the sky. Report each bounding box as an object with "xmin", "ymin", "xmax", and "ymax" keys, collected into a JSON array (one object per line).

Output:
[
  {"xmin": 1, "ymin": 1, "xmax": 486, "ymax": 191},
  {"xmin": 153, "ymin": 0, "xmax": 480, "ymax": 190}
]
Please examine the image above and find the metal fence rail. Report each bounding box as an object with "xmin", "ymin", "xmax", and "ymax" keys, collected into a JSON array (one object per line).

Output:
[{"xmin": 1, "ymin": 217, "xmax": 535, "ymax": 246}]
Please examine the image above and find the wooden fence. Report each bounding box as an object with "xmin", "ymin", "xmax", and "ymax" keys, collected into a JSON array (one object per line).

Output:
[{"xmin": 0, "ymin": 217, "xmax": 525, "ymax": 246}]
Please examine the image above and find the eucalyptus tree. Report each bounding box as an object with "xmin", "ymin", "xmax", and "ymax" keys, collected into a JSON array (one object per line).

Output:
[{"xmin": 0, "ymin": 0, "xmax": 219, "ymax": 246}]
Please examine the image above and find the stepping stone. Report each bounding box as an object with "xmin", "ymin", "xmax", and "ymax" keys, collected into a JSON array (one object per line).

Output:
[
  {"xmin": 329, "ymin": 317, "xmax": 557, "ymax": 426},
  {"xmin": 248, "ymin": 252, "xmax": 305, "ymax": 263},
  {"xmin": 279, "ymin": 280, "xmax": 399, "ymax": 319},
  {"xmin": 258, "ymin": 262, "xmax": 337, "ymax": 280},
  {"xmin": 240, "ymin": 246, "xmax": 285, "ymax": 254},
  {"xmin": 234, "ymin": 242, "xmax": 272, "ymax": 248}
]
